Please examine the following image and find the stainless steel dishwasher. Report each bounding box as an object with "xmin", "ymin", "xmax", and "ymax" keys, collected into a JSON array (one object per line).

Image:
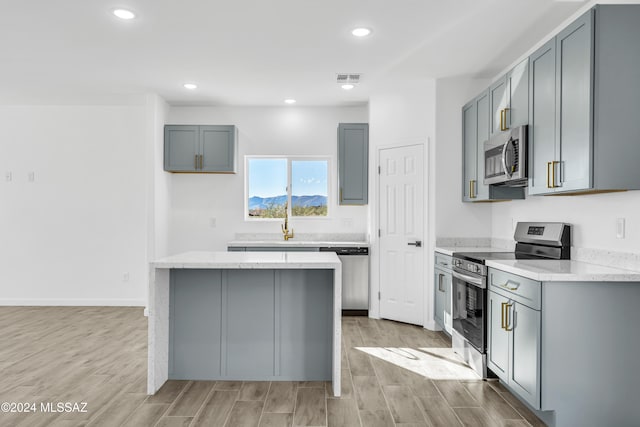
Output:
[{"xmin": 319, "ymin": 247, "xmax": 369, "ymax": 316}]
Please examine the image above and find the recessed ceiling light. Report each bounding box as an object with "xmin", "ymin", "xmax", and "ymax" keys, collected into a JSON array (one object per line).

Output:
[
  {"xmin": 284, "ymin": 99, "xmax": 296, "ymax": 104},
  {"xmin": 341, "ymin": 84, "xmax": 355, "ymax": 90},
  {"xmin": 183, "ymin": 83, "xmax": 198, "ymax": 90},
  {"xmin": 351, "ymin": 28, "xmax": 371, "ymax": 37},
  {"xmin": 113, "ymin": 9, "xmax": 136, "ymax": 20}
]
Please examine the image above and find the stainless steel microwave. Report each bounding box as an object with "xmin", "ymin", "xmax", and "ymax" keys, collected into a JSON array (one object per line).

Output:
[{"xmin": 483, "ymin": 125, "xmax": 527, "ymax": 187}]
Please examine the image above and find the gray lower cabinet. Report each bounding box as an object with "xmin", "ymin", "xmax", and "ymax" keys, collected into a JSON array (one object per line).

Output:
[
  {"xmin": 169, "ymin": 268, "xmax": 333, "ymax": 381},
  {"xmin": 164, "ymin": 125, "xmax": 236, "ymax": 173},
  {"xmin": 487, "ymin": 269, "xmax": 541, "ymax": 410},
  {"xmin": 434, "ymin": 252, "xmax": 452, "ymax": 334},
  {"xmin": 529, "ymin": 5, "xmax": 640, "ymax": 195},
  {"xmin": 338, "ymin": 123, "xmax": 368, "ymax": 205}
]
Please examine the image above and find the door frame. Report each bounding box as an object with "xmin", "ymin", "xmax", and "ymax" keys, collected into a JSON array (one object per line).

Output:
[{"xmin": 370, "ymin": 139, "xmax": 434, "ymax": 329}]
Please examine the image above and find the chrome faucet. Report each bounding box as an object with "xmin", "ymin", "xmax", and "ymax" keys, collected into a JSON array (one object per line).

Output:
[{"xmin": 281, "ymin": 203, "xmax": 294, "ymax": 241}]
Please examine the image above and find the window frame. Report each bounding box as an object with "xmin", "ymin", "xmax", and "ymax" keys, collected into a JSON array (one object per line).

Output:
[{"xmin": 244, "ymin": 155, "xmax": 332, "ymax": 221}]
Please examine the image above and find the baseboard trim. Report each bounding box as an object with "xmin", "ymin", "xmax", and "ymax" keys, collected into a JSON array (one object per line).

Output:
[
  {"xmin": 423, "ymin": 319, "xmax": 441, "ymax": 331},
  {"xmin": 0, "ymin": 298, "xmax": 146, "ymax": 307}
]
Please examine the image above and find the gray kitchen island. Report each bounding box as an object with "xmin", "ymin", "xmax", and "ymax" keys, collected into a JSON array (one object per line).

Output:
[{"xmin": 147, "ymin": 251, "xmax": 342, "ymax": 397}]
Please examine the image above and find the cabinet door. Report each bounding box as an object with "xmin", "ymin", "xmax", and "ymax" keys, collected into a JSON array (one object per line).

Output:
[
  {"xmin": 487, "ymin": 290, "xmax": 510, "ymax": 383},
  {"xmin": 528, "ymin": 38, "xmax": 557, "ymax": 195},
  {"xmin": 443, "ymin": 270, "xmax": 452, "ymax": 334},
  {"xmin": 434, "ymin": 268, "xmax": 446, "ymax": 329},
  {"xmin": 338, "ymin": 123, "xmax": 369, "ymax": 205},
  {"xmin": 200, "ymin": 125, "xmax": 236, "ymax": 173},
  {"xmin": 170, "ymin": 270, "xmax": 222, "ymax": 379},
  {"xmin": 556, "ymin": 11, "xmax": 593, "ymax": 193},
  {"xmin": 490, "ymin": 77, "xmax": 508, "ymax": 136},
  {"xmin": 475, "ymin": 91, "xmax": 490, "ymax": 200},
  {"xmin": 462, "ymin": 101, "xmax": 477, "ymax": 201},
  {"xmin": 510, "ymin": 302, "xmax": 541, "ymax": 409},
  {"xmin": 508, "ymin": 58, "xmax": 529, "ymax": 128},
  {"xmin": 164, "ymin": 125, "xmax": 199, "ymax": 172}
]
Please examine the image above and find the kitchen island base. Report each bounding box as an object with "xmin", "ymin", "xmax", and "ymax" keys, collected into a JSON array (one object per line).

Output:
[
  {"xmin": 148, "ymin": 251, "xmax": 342, "ymax": 397},
  {"xmin": 169, "ymin": 269, "xmax": 333, "ymax": 381}
]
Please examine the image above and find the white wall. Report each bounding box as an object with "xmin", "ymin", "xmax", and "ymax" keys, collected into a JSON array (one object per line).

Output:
[
  {"xmin": 368, "ymin": 78, "xmax": 436, "ymax": 326},
  {"xmin": 147, "ymin": 94, "xmax": 171, "ymax": 259},
  {"xmin": 491, "ymin": 191, "xmax": 640, "ymax": 253},
  {"xmin": 434, "ymin": 77, "xmax": 493, "ymax": 239},
  {"xmin": 166, "ymin": 106, "xmax": 369, "ymax": 253},
  {"xmin": 0, "ymin": 105, "xmax": 148, "ymax": 305}
]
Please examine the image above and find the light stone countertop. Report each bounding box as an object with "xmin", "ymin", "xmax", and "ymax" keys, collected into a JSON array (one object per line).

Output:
[
  {"xmin": 227, "ymin": 240, "xmax": 369, "ymax": 248},
  {"xmin": 486, "ymin": 259, "xmax": 640, "ymax": 282},
  {"xmin": 434, "ymin": 246, "xmax": 510, "ymax": 257},
  {"xmin": 153, "ymin": 251, "xmax": 341, "ymax": 269}
]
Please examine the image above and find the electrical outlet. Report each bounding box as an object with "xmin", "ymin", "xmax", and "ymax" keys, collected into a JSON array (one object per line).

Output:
[
  {"xmin": 5, "ymin": 172, "xmax": 11, "ymax": 182},
  {"xmin": 616, "ymin": 218, "xmax": 625, "ymax": 239},
  {"xmin": 209, "ymin": 217, "xmax": 217, "ymax": 228},
  {"xmin": 122, "ymin": 272, "xmax": 130, "ymax": 282},
  {"xmin": 28, "ymin": 172, "xmax": 35, "ymax": 182}
]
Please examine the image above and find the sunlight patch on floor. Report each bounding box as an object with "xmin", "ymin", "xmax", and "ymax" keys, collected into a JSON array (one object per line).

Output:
[{"xmin": 356, "ymin": 346, "xmax": 481, "ymax": 380}]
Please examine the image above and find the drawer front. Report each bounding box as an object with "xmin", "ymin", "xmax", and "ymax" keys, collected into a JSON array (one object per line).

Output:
[
  {"xmin": 489, "ymin": 268, "xmax": 541, "ymax": 310},
  {"xmin": 434, "ymin": 253, "xmax": 452, "ymax": 271}
]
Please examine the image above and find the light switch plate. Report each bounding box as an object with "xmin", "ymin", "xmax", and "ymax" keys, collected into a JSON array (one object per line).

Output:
[{"xmin": 616, "ymin": 218, "xmax": 625, "ymax": 239}]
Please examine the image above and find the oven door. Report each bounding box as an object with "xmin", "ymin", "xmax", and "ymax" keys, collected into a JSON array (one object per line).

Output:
[{"xmin": 452, "ymin": 269, "xmax": 487, "ymax": 353}]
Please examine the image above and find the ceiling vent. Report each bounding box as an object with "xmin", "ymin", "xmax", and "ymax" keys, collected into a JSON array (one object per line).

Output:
[{"xmin": 336, "ymin": 73, "xmax": 362, "ymax": 84}]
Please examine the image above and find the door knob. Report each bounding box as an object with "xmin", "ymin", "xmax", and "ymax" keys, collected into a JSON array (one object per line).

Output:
[{"xmin": 407, "ymin": 240, "xmax": 422, "ymax": 248}]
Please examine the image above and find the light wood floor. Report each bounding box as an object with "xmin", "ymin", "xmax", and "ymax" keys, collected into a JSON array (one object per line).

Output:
[{"xmin": 0, "ymin": 307, "xmax": 545, "ymax": 426}]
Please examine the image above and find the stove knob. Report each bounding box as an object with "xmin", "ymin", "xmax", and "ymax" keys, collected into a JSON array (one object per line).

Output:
[{"xmin": 475, "ymin": 265, "xmax": 481, "ymax": 273}]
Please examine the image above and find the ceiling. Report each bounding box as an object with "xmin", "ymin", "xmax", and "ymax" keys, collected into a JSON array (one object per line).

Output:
[{"xmin": 0, "ymin": 0, "xmax": 588, "ymax": 106}]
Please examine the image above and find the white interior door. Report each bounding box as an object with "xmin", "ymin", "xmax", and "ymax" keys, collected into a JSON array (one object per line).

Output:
[{"xmin": 378, "ymin": 144, "xmax": 424, "ymax": 325}]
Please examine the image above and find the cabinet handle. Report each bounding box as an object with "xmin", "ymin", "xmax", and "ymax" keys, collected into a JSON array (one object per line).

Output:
[
  {"xmin": 498, "ymin": 281, "xmax": 520, "ymax": 291},
  {"xmin": 469, "ymin": 180, "xmax": 476, "ymax": 199},
  {"xmin": 340, "ymin": 188, "xmax": 343, "ymax": 203},
  {"xmin": 551, "ymin": 160, "xmax": 558, "ymax": 188},
  {"xmin": 200, "ymin": 154, "xmax": 204, "ymax": 170},
  {"xmin": 546, "ymin": 162, "xmax": 552, "ymax": 188},
  {"xmin": 195, "ymin": 155, "xmax": 198, "ymax": 170},
  {"xmin": 501, "ymin": 302, "xmax": 507, "ymax": 330},
  {"xmin": 505, "ymin": 303, "xmax": 514, "ymax": 331},
  {"xmin": 500, "ymin": 108, "xmax": 510, "ymax": 131},
  {"xmin": 438, "ymin": 274, "xmax": 445, "ymax": 292}
]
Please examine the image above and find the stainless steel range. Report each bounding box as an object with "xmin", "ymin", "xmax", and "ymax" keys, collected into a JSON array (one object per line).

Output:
[{"xmin": 451, "ymin": 222, "xmax": 571, "ymax": 377}]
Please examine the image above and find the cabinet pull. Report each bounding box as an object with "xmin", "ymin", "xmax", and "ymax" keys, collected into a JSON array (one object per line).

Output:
[
  {"xmin": 199, "ymin": 154, "xmax": 203, "ymax": 170},
  {"xmin": 469, "ymin": 180, "xmax": 476, "ymax": 199},
  {"xmin": 438, "ymin": 274, "xmax": 445, "ymax": 292},
  {"xmin": 499, "ymin": 281, "xmax": 520, "ymax": 291},
  {"xmin": 340, "ymin": 188, "xmax": 343, "ymax": 203},
  {"xmin": 551, "ymin": 160, "xmax": 558, "ymax": 188},
  {"xmin": 546, "ymin": 162, "xmax": 552, "ymax": 188},
  {"xmin": 501, "ymin": 302, "xmax": 507, "ymax": 330},
  {"xmin": 505, "ymin": 303, "xmax": 514, "ymax": 331},
  {"xmin": 500, "ymin": 108, "xmax": 510, "ymax": 131}
]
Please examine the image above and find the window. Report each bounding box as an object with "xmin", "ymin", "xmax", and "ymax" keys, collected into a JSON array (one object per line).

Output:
[{"xmin": 246, "ymin": 156, "xmax": 329, "ymax": 219}]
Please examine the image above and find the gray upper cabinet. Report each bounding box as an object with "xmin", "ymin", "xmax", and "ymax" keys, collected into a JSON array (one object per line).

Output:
[
  {"xmin": 490, "ymin": 58, "xmax": 529, "ymax": 137},
  {"xmin": 462, "ymin": 91, "xmax": 524, "ymax": 202},
  {"xmin": 165, "ymin": 125, "xmax": 236, "ymax": 173},
  {"xmin": 462, "ymin": 98, "xmax": 478, "ymax": 202},
  {"xmin": 338, "ymin": 123, "xmax": 368, "ymax": 205},
  {"xmin": 529, "ymin": 5, "xmax": 640, "ymax": 195},
  {"xmin": 528, "ymin": 39, "xmax": 558, "ymax": 195}
]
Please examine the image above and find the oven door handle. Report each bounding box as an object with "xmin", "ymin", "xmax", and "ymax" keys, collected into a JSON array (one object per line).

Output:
[{"xmin": 452, "ymin": 270, "xmax": 486, "ymax": 289}]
